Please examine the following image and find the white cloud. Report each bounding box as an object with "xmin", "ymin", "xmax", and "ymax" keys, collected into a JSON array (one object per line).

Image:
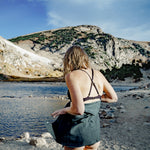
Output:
[
  {"xmin": 99, "ymin": 21, "xmax": 150, "ymax": 41},
  {"xmin": 48, "ymin": 12, "xmax": 63, "ymax": 27},
  {"xmin": 43, "ymin": 0, "xmax": 150, "ymax": 41},
  {"xmin": 119, "ymin": 25, "xmax": 150, "ymax": 41},
  {"xmin": 47, "ymin": 11, "xmax": 81, "ymax": 28},
  {"xmin": 46, "ymin": 1, "xmax": 107, "ymax": 26}
]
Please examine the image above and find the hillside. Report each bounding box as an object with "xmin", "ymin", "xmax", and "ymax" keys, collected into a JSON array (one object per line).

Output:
[
  {"xmin": 0, "ymin": 25, "xmax": 150, "ymax": 81},
  {"xmin": 0, "ymin": 36, "xmax": 63, "ymax": 81}
]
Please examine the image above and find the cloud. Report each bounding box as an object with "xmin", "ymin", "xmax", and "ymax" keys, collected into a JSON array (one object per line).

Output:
[
  {"xmin": 48, "ymin": 12, "xmax": 65, "ymax": 27},
  {"xmin": 46, "ymin": 0, "xmax": 115, "ymax": 27},
  {"xmin": 42, "ymin": 0, "xmax": 150, "ymax": 41},
  {"xmin": 119, "ymin": 25, "xmax": 150, "ymax": 41},
  {"xmin": 99, "ymin": 20, "xmax": 150, "ymax": 41}
]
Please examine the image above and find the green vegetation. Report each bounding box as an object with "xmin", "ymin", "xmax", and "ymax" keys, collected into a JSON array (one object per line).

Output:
[
  {"xmin": 132, "ymin": 43, "xmax": 149, "ymax": 57},
  {"xmin": 84, "ymin": 46, "xmax": 96, "ymax": 59},
  {"xmin": 0, "ymin": 74, "xmax": 7, "ymax": 80},
  {"xmin": 34, "ymin": 35, "xmax": 47, "ymax": 43},
  {"xmin": 48, "ymin": 28, "xmax": 81, "ymax": 49},
  {"xmin": 97, "ymin": 37, "xmax": 109, "ymax": 45},
  {"xmin": 86, "ymin": 33, "xmax": 96, "ymax": 40},
  {"xmin": 9, "ymin": 33, "xmax": 42, "ymax": 42},
  {"xmin": 132, "ymin": 43, "xmax": 141, "ymax": 49},
  {"xmin": 96, "ymin": 33, "xmax": 112, "ymax": 51},
  {"xmin": 9, "ymin": 27, "xmax": 98, "ymax": 54},
  {"xmin": 52, "ymin": 28, "xmax": 78, "ymax": 42},
  {"xmin": 9, "ymin": 28, "xmax": 82, "ymax": 50},
  {"xmin": 142, "ymin": 61, "xmax": 150, "ymax": 70},
  {"xmin": 101, "ymin": 64, "xmax": 143, "ymax": 81}
]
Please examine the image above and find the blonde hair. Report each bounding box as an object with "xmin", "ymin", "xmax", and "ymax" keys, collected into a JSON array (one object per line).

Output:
[{"xmin": 63, "ymin": 46, "xmax": 90, "ymax": 76}]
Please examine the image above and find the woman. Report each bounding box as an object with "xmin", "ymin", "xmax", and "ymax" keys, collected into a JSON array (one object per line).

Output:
[{"xmin": 52, "ymin": 46, "xmax": 118, "ymax": 150}]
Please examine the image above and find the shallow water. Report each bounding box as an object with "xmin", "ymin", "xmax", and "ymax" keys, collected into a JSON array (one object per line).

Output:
[
  {"xmin": 0, "ymin": 82, "xmax": 67, "ymax": 98},
  {"xmin": 0, "ymin": 82, "xmax": 68, "ymax": 138},
  {"xmin": 0, "ymin": 82, "xmax": 136, "ymax": 138}
]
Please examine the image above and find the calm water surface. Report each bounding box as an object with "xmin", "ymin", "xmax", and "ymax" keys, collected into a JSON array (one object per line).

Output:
[
  {"xmin": 0, "ymin": 82, "xmax": 68, "ymax": 138},
  {"xmin": 0, "ymin": 82, "xmax": 136, "ymax": 138}
]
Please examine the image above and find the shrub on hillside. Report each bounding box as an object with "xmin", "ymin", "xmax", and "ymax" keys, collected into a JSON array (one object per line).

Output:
[{"xmin": 100, "ymin": 64, "xmax": 143, "ymax": 81}]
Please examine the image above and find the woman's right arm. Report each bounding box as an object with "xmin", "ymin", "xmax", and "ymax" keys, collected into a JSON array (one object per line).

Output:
[
  {"xmin": 52, "ymin": 71, "xmax": 85, "ymax": 118},
  {"xmin": 100, "ymin": 73, "xmax": 118, "ymax": 103}
]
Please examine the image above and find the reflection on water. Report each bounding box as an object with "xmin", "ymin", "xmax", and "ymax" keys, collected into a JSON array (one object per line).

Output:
[{"xmin": 0, "ymin": 82, "xmax": 137, "ymax": 138}]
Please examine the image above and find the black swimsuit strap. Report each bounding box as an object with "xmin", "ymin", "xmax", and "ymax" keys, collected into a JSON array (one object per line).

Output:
[
  {"xmin": 87, "ymin": 69, "xmax": 94, "ymax": 97},
  {"xmin": 81, "ymin": 69, "xmax": 100, "ymax": 97}
]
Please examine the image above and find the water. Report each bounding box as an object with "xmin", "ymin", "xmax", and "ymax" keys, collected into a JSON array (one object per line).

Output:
[
  {"xmin": 0, "ymin": 82, "xmax": 136, "ymax": 138},
  {"xmin": 0, "ymin": 82, "xmax": 68, "ymax": 138},
  {"xmin": 113, "ymin": 85, "xmax": 137, "ymax": 92},
  {"xmin": 0, "ymin": 82, "xmax": 67, "ymax": 98}
]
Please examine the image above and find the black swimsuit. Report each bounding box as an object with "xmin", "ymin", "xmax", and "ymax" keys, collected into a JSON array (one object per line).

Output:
[
  {"xmin": 81, "ymin": 69, "xmax": 101, "ymax": 101},
  {"xmin": 67, "ymin": 69, "xmax": 101, "ymax": 101},
  {"xmin": 52, "ymin": 69, "xmax": 101, "ymax": 148}
]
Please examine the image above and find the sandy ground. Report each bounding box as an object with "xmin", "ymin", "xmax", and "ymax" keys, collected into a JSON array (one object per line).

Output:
[
  {"xmin": 0, "ymin": 73, "xmax": 150, "ymax": 150},
  {"xmin": 99, "ymin": 86, "xmax": 150, "ymax": 150}
]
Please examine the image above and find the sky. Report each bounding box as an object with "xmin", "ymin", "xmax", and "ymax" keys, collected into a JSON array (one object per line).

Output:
[{"xmin": 0, "ymin": 0, "xmax": 150, "ymax": 41}]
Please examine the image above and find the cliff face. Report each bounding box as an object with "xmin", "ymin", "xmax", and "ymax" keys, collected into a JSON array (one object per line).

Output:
[
  {"xmin": 0, "ymin": 36, "xmax": 63, "ymax": 79},
  {"xmin": 0, "ymin": 25, "xmax": 149, "ymax": 79}
]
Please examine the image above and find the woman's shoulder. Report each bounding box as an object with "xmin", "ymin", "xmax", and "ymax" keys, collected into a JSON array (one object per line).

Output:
[
  {"xmin": 65, "ymin": 70, "xmax": 85, "ymax": 88},
  {"xmin": 93, "ymin": 69, "xmax": 108, "ymax": 84},
  {"xmin": 65, "ymin": 69, "xmax": 81, "ymax": 77},
  {"xmin": 65, "ymin": 70, "xmax": 82, "ymax": 82},
  {"xmin": 93, "ymin": 69, "xmax": 104, "ymax": 77}
]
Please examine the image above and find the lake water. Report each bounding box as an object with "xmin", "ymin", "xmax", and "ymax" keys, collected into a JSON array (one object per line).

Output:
[{"xmin": 0, "ymin": 82, "xmax": 136, "ymax": 138}]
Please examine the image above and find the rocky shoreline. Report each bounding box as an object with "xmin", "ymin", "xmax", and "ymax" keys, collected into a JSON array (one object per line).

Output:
[
  {"xmin": 0, "ymin": 73, "xmax": 64, "ymax": 82},
  {"xmin": 0, "ymin": 80, "xmax": 150, "ymax": 150}
]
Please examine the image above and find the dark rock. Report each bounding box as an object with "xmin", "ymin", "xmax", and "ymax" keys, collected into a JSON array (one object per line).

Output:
[
  {"xmin": 0, "ymin": 137, "xmax": 5, "ymax": 142},
  {"xmin": 144, "ymin": 106, "xmax": 150, "ymax": 109}
]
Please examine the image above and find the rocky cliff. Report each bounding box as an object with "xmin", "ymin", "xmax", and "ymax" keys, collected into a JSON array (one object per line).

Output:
[
  {"xmin": 0, "ymin": 25, "xmax": 150, "ymax": 81},
  {"xmin": 0, "ymin": 36, "xmax": 63, "ymax": 81}
]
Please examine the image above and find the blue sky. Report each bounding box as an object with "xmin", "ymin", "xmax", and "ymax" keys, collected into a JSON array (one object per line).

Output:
[{"xmin": 0, "ymin": 0, "xmax": 150, "ymax": 41}]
